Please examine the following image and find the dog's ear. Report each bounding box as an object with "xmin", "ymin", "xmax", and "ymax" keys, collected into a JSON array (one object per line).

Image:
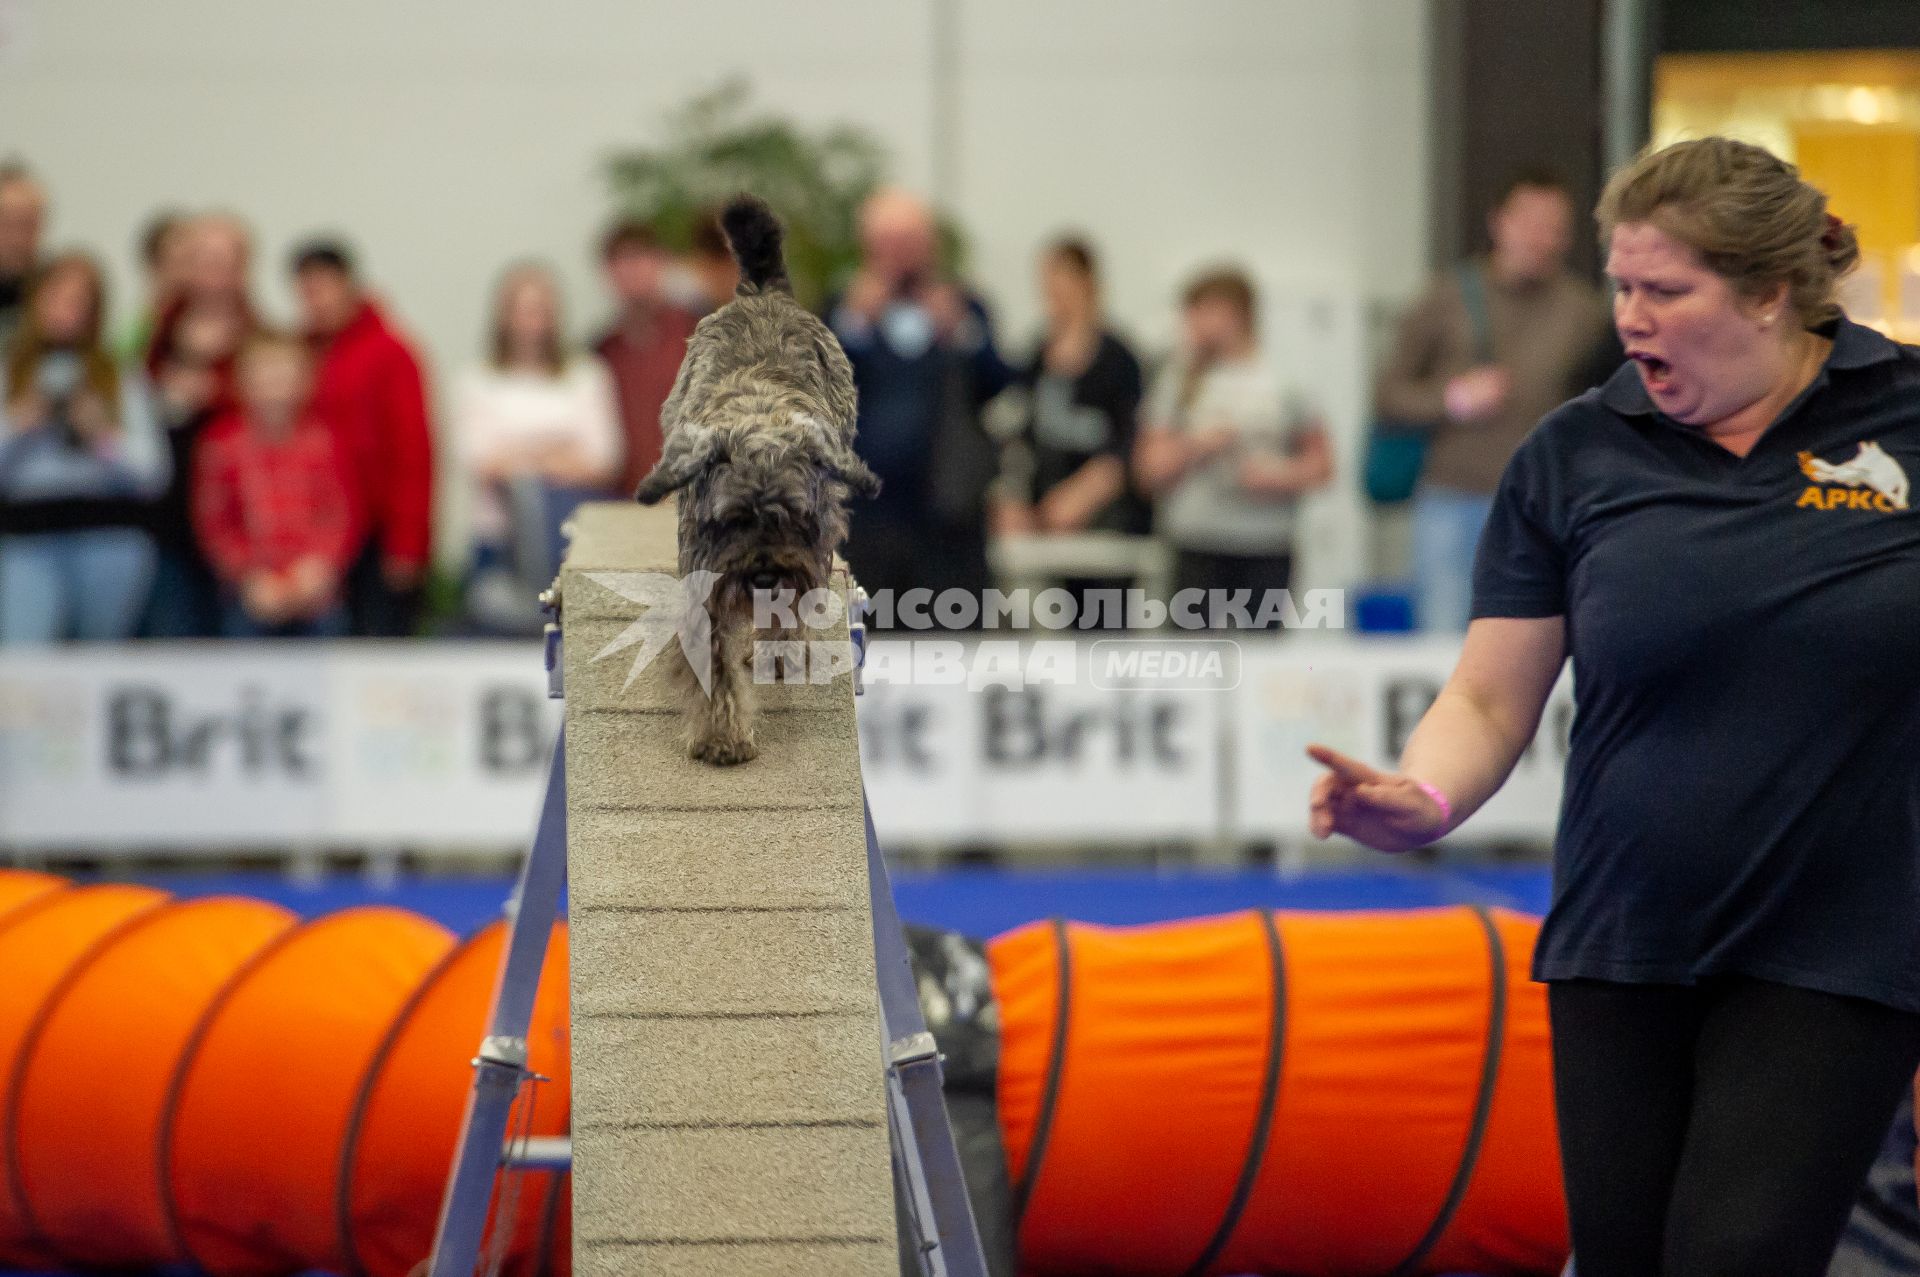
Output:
[
  {"xmin": 635, "ymin": 427, "xmax": 719, "ymax": 504},
  {"xmin": 794, "ymin": 414, "xmax": 883, "ymax": 500},
  {"xmin": 828, "ymin": 454, "xmax": 883, "ymax": 500}
]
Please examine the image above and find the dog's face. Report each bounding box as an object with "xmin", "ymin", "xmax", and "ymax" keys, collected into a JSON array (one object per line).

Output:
[
  {"xmin": 690, "ymin": 434, "xmax": 835, "ymax": 614},
  {"xmin": 636, "ymin": 404, "xmax": 881, "ymax": 623}
]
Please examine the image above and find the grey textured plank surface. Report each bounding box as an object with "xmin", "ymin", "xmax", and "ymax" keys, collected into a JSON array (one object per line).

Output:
[
  {"xmin": 561, "ymin": 500, "xmax": 681, "ymax": 575},
  {"xmin": 574, "ymin": 1125, "xmax": 896, "ymax": 1245},
  {"xmin": 570, "ymin": 806, "xmax": 870, "ymax": 911},
  {"xmin": 567, "ymin": 708, "xmax": 863, "ymax": 813},
  {"xmin": 578, "ymin": 1238, "xmax": 896, "ymax": 1277},
  {"xmin": 561, "ymin": 559, "xmax": 856, "ymax": 627},
  {"xmin": 561, "ymin": 608, "xmax": 857, "ymax": 716},
  {"xmin": 572, "ymin": 1013, "xmax": 886, "ymax": 1128},
  {"xmin": 560, "ymin": 556, "xmax": 857, "ymax": 709},
  {"xmin": 572, "ymin": 907, "xmax": 879, "ymax": 1019},
  {"xmin": 562, "ymin": 502, "xmax": 891, "ymax": 1275}
]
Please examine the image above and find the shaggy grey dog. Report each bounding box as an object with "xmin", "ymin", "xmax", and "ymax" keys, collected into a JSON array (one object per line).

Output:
[{"xmin": 634, "ymin": 195, "xmax": 879, "ymax": 765}]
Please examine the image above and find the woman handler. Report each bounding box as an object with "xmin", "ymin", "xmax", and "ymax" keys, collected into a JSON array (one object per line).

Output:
[{"xmin": 1309, "ymin": 136, "xmax": 1920, "ymax": 1274}]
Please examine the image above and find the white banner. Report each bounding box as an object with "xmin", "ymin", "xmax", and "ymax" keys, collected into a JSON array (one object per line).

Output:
[
  {"xmin": 858, "ymin": 641, "xmax": 1225, "ymax": 843},
  {"xmin": 0, "ymin": 636, "xmax": 1572, "ymax": 852},
  {"xmin": 0, "ymin": 643, "xmax": 556, "ymax": 852},
  {"xmin": 1231, "ymin": 637, "xmax": 1574, "ymax": 840}
]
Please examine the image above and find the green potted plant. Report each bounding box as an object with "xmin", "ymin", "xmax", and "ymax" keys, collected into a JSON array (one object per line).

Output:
[
  {"xmin": 605, "ymin": 79, "xmax": 884, "ymax": 310},
  {"xmin": 606, "ymin": 78, "xmax": 965, "ymax": 311}
]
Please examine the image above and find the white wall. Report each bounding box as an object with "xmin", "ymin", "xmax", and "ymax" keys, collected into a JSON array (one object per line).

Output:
[
  {"xmin": 955, "ymin": 1, "xmax": 1430, "ymax": 344},
  {"xmin": 0, "ymin": 0, "xmax": 1429, "ymax": 565}
]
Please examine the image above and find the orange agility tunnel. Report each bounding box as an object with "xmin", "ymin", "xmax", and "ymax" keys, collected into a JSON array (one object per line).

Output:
[
  {"xmin": 0, "ymin": 881, "xmax": 175, "ymax": 1268},
  {"xmin": 0, "ymin": 870, "xmax": 63, "ymax": 922},
  {"xmin": 0, "ymin": 866, "xmax": 1571, "ymax": 1277},
  {"xmin": 342, "ymin": 917, "xmax": 573, "ymax": 1277},
  {"xmin": 164, "ymin": 906, "xmax": 462, "ymax": 1275},
  {"xmin": 12, "ymin": 895, "xmax": 300, "ymax": 1268},
  {"xmin": 0, "ymin": 870, "xmax": 571, "ymax": 1277},
  {"xmin": 989, "ymin": 906, "xmax": 1568, "ymax": 1276}
]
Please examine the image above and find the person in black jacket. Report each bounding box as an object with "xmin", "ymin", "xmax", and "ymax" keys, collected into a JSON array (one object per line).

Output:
[{"xmin": 826, "ymin": 188, "xmax": 1012, "ymax": 624}]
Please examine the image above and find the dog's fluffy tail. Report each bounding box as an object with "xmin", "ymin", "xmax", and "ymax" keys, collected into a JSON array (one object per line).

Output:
[{"xmin": 721, "ymin": 195, "xmax": 790, "ymax": 295}]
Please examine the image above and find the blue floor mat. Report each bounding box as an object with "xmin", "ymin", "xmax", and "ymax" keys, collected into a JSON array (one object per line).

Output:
[{"xmin": 69, "ymin": 861, "xmax": 1552, "ymax": 939}]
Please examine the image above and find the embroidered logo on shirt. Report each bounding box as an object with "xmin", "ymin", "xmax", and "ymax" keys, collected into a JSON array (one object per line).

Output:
[{"xmin": 1795, "ymin": 441, "xmax": 1910, "ymax": 512}]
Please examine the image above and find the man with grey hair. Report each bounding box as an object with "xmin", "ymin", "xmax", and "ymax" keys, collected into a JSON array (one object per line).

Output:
[
  {"xmin": 0, "ymin": 163, "xmax": 47, "ymax": 354},
  {"xmin": 826, "ymin": 187, "xmax": 1013, "ymax": 620}
]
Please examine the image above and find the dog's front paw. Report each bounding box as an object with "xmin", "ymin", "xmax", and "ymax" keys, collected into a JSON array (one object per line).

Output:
[{"xmin": 690, "ymin": 734, "xmax": 759, "ymax": 766}]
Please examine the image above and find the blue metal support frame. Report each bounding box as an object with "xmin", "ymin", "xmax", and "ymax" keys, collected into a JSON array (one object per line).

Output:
[
  {"xmin": 867, "ymin": 794, "xmax": 990, "ymax": 1277},
  {"xmin": 425, "ymin": 726, "xmax": 568, "ymax": 1277}
]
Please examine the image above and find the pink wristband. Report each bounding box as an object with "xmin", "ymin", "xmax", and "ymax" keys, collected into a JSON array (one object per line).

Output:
[{"xmin": 1414, "ymin": 779, "xmax": 1453, "ymax": 828}]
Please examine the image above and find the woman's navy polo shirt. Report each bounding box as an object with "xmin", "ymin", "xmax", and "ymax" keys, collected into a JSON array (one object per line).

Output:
[{"xmin": 1473, "ymin": 315, "xmax": 1920, "ymax": 1011}]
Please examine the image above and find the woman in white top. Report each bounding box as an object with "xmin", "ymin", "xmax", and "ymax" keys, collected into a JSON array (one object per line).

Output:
[
  {"xmin": 455, "ymin": 262, "xmax": 620, "ymax": 579},
  {"xmin": 1134, "ymin": 268, "xmax": 1333, "ymax": 629}
]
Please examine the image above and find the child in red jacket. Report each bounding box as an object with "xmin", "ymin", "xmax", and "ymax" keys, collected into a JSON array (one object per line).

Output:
[{"xmin": 192, "ymin": 330, "xmax": 360, "ymax": 637}]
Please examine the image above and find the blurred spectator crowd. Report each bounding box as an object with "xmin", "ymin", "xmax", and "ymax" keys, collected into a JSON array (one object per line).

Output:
[{"xmin": 0, "ymin": 159, "xmax": 1620, "ymax": 644}]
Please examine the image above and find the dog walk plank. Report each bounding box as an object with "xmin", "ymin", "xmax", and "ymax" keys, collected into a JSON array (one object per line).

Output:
[
  {"xmin": 572, "ymin": 1012, "xmax": 883, "ymax": 1129},
  {"xmin": 560, "ymin": 500, "xmax": 682, "ymax": 574},
  {"xmin": 569, "ymin": 806, "xmax": 869, "ymax": 913},
  {"xmin": 574, "ymin": 1125, "xmax": 896, "ymax": 1243},
  {"xmin": 566, "ymin": 707, "xmax": 863, "ymax": 812},
  {"xmin": 560, "ymin": 502, "xmax": 894, "ymax": 1275},
  {"xmin": 577, "ymin": 1238, "xmax": 898, "ymax": 1277},
  {"xmin": 572, "ymin": 907, "xmax": 877, "ymax": 1019},
  {"xmin": 562, "ymin": 606, "xmax": 856, "ymax": 716}
]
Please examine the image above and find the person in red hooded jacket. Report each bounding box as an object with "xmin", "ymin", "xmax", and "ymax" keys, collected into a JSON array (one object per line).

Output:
[{"xmin": 291, "ymin": 238, "xmax": 434, "ymax": 637}]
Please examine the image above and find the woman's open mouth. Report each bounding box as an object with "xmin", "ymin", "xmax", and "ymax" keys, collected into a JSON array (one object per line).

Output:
[{"xmin": 1629, "ymin": 351, "xmax": 1673, "ymax": 391}]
